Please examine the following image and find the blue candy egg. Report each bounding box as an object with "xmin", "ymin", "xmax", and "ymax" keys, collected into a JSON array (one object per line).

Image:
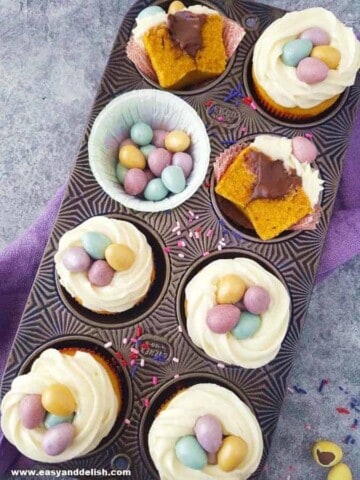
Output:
[
  {"xmin": 143, "ymin": 178, "xmax": 169, "ymax": 201},
  {"xmin": 136, "ymin": 6, "xmax": 165, "ymax": 21},
  {"xmin": 231, "ymin": 312, "xmax": 261, "ymax": 340},
  {"xmin": 44, "ymin": 413, "xmax": 75, "ymax": 429},
  {"xmin": 140, "ymin": 144, "xmax": 156, "ymax": 159},
  {"xmin": 130, "ymin": 123, "xmax": 153, "ymax": 146},
  {"xmin": 82, "ymin": 232, "xmax": 112, "ymax": 260},
  {"xmin": 175, "ymin": 435, "xmax": 208, "ymax": 470},
  {"xmin": 161, "ymin": 165, "xmax": 186, "ymax": 194},
  {"xmin": 281, "ymin": 39, "xmax": 313, "ymax": 67},
  {"xmin": 116, "ymin": 163, "xmax": 128, "ymax": 184}
]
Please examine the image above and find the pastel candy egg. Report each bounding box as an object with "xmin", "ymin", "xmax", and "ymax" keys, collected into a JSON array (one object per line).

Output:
[
  {"xmin": 42, "ymin": 423, "xmax": 75, "ymax": 456},
  {"xmin": 216, "ymin": 275, "xmax": 246, "ymax": 304},
  {"xmin": 152, "ymin": 129, "xmax": 169, "ymax": 148},
  {"xmin": 292, "ymin": 136, "xmax": 318, "ymax": 164},
  {"xmin": 82, "ymin": 231, "xmax": 112, "ymax": 260},
  {"xmin": 44, "ymin": 413, "xmax": 74, "ymax": 429},
  {"xmin": 124, "ymin": 168, "xmax": 148, "ymax": 196},
  {"xmin": 172, "ymin": 152, "xmax": 193, "ymax": 178},
  {"xmin": 20, "ymin": 394, "xmax": 46, "ymax": 429},
  {"xmin": 62, "ymin": 247, "xmax": 91, "ymax": 273},
  {"xmin": 130, "ymin": 122, "xmax": 153, "ymax": 146},
  {"xmin": 116, "ymin": 163, "xmax": 128, "ymax": 184},
  {"xmin": 328, "ymin": 463, "xmax": 353, "ymax": 480},
  {"xmin": 148, "ymin": 148, "xmax": 172, "ymax": 177},
  {"xmin": 168, "ymin": 1, "xmax": 186, "ymax": 14},
  {"xmin": 299, "ymin": 28, "xmax": 330, "ymax": 46},
  {"xmin": 105, "ymin": 244, "xmax": 135, "ymax": 272},
  {"xmin": 312, "ymin": 440, "xmax": 343, "ymax": 467},
  {"xmin": 231, "ymin": 312, "xmax": 261, "ymax": 340},
  {"xmin": 296, "ymin": 57, "xmax": 329, "ymax": 84},
  {"xmin": 165, "ymin": 130, "xmax": 191, "ymax": 153},
  {"xmin": 161, "ymin": 165, "xmax": 186, "ymax": 194},
  {"xmin": 144, "ymin": 178, "xmax": 169, "ymax": 201},
  {"xmin": 194, "ymin": 415, "xmax": 223, "ymax": 453},
  {"xmin": 119, "ymin": 138, "xmax": 136, "ymax": 148},
  {"xmin": 281, "ymin": 39, "xmax": 313, "ymax": 67},
  {"xmin": 311, "ymin": 45, "xmax": 341, "ymax": 69},
  {"xmin": 207, "ymin": 452, "xmax": 218, "ymax": 465},
  {"xmin": 41, "ymin": 384, "xmax": 76, "ymax": 417},
  {"xmin": 175, "ymin": 435, "xmax": 208, "ymax": 470},
  {"xmin": 140, "ymin": 144, "xmax": 156, "ymax": 159},
  {"xmin": 144, "ymin": 168, "xmax": 155, "ymax": 183},
  {"xmin": 88, "ymin": 260, "xmax": 115, "ymax": 286},
  {"xmin": 218, "ymin": 435, "xmax": 248, "ymax": 472},
  {"xmin": 137, "ymin": 6, "xmax": 165, "ymax": 21},
  {"xmin": 243, "ymin": 286, "xmax": 270, "ymax": 314},
  {"xmin": 119, "ymin": 145, "xmax": 146, "ymax": 170},
  {"xmin": 206, "ymin": 304, "xmax": 241, "ymax": 334}
]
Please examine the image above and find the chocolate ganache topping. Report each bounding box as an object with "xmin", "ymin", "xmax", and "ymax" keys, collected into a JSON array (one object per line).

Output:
[{"xmin": 168, "ymin": 11, "xmax": 207, "ymax": 57}]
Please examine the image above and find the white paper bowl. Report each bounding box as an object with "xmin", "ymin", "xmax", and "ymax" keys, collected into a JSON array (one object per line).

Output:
[{"xmin": 88, "ymin": 89, "xmax": 211, "ymax": 212}]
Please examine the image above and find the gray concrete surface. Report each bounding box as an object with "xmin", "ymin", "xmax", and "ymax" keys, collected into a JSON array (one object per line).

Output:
[{"xmin": 0, "ymin": 0, "xmax": 359, "ymax": 478}]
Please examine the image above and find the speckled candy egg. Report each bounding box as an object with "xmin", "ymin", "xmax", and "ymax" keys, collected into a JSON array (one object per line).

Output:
[
  {"xmin": 124, "ymin": 168, "xmax": 148, "ymax": 196},
  {"xmin": 216, "ymin": 275, "xmax": 246, "ymax": 304},
  {"xmin": 206, "ymin": 304, "xmax": 241, "ymax": 334},
  {"xmin": 105, "ymin": 244, "xmax": 135, "ymax": 272},
  {"xmin": 161, "ymin": 165, "xmax": 186, "ymax": 194},
  {"xmin": 231, "ymin": 312, "xmax": 261, "ymax": 340},
  {"xmin": 292, "ymin": 136, "xmax": 318, "ymax": 164},
  {"xmin": 42, "ymin": 423, "xmax": 76, "ymax": 456},
  {"xmin": 148, "ymin": 148, "xmax": 172, "ymax": 177},
  {"xmin": 175, "ymin": 435, "xmax": 207, "ymax": 470},
  {"xmin": 312, "ymin": 440, "xmax": 343, "ymax": 467},
  {"xmin": 44, "ymin": 413, "xmax": 74, "ymax": 429},
  {"xmin": 130, "ymin": 122, "xmax": 153, "ymax": 146},
  {"xmin": 41, "ymin": 384, "xmax": 76, "ymax": 417},
  {"xmin": 172, "ymin": 152, "xmax": 193, "ymax": 178},
  {"xmin": 165, "ymin": 130, "xmax": 190, "ymax": 153},
  {"xmin": 144, "ymin": 178, "xmax": 169, "ymax": 201},
  {"xmin": 218, "ymin": 435, "xmax": 248, "ymax": 472},
  {"xmin": 88, "ymin": 260, "xmax": 115, "ymax": 286},
  {"xmin": 82, "ymin": 232, "xmax": 112, "ymax": 260},
  {"xmin": 296, "ymin": 57, "xmax": 329, "ymax": 84},
  {"xmin": 152, "ymin": 129, "xmax": 169, "ymax": 148},
  {"xmin": 62, "ymin": 247, "xmax": 91, "ymax": 273},
  {"xmin": 328, "ymin": 463, "xmax": 353, "ymax": 480},
  {"xmin": 281, "ymin": 39, "xmax": 313, "ymax": 67},
  {"xmin": 140, "ymin": 144, "xmax": 156, "ymax": 159},
  {"xmin": 311, "ymin": 45, "xmax": 341, "ymax": 69},
  {"xmin": 137, "ymin": 5, "xmax": 165, "ymax": 21},
  {"xmin": 119, "ymin": 145, "xmax": 146, "ymax": 170},
  {"xmin": 168, "ymin": 1, "xmax": 185, "ymax": 14},
  {"xmin": 194, "ymin": 415, "xmax": 223, "ymax": 453},
  {"xmin": 20, "ymin": 394, "xmax": 46, "ymax": 429},
  {"xmin": 243, "ymin": 286, "xmax": 270, "ymax": 314},
  {"xmin": 116, "ymin": 163, "xmax": 128, "ymax": 184},
  {"xmin": 299, "ymin": 28, "xmax": 330, "ymax": 46}
]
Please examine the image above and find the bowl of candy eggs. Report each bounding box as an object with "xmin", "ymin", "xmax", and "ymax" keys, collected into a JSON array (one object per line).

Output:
[{"xmin": 89, "ymin": 89, "xmax": 211, "ymax": 212}]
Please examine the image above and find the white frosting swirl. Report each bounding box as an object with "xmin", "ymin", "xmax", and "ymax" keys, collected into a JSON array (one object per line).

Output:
[
  {"xmin": 55, "ymin": 217, "xmax": 153, "ymax": 313},
  {"xmin": 148, "ymin": 383, "xmax": 263, "ymax": 480},
  {"xmin": 185, "ymin": 259, "xmax": 290, "ymax": 368},
  {"xmin": 0, "ymin": 349, "xmax": 119, "ymax": 462},
  {"xmin": 253, "ymin": 8, "xmax": 360, "ymax": 108}
]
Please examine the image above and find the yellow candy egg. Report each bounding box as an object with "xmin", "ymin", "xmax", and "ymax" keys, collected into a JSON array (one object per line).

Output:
[
  {"xmin": 165, "ymin": 130, "xmax": 190, "ymax": 153},
  {"xmin": 168, "ymin": 1, "xmax": 186, "ymax": 14},
  {"xmin": 42, "ymin": 384, "xmax": 76, "ymax": 417},
  {"xmin": 118, "ymin": 145, "xmax": 146, "ymax": 169},
  {"xmin": 312, "ymin": 440, "xmax": 343, "ymax": 467},
  {"xmin": 105, "ymin": 244, "xmax": 135, "ymax": 272},
  {"xmin": 216, "ymin": 275, "xmax": 246, "ymax": 304},
  {"xmin": 218, "ymin": 435, "xmax": 248, "ymax": 472},
  {"xmin": 328, "ymin": 463, "xmax": 353, "ymax": 480},
  {"xmin": 311, "ymin": 46, "xmax": 341, "ymax": 70}
]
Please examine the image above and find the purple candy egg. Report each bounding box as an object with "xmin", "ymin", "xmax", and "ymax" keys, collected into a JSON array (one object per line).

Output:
[
  {"xmin": 172, "ymin": 152, "xmax": 193, "ymax": 178},
  {"xmin": 20, "ymin": 394, "xmax": 46, "ymax": 429},
  {"xmin": 243, "ymin": 286, "xmax": 270, "ymax": 314},
  {"xmin": 62, "ymin": 247, "xmax": 91, "ymax": 273},
  {"xmin": 296, "ymin": 57, "xmax": 329, "ymax": 84},
  {"xmin": 42, "ymin": 423, "xmax": 75, "ymax": 456},
  {"xmin": 299, "ymin": 27, "xmax": 330, "ymax": 46},
  {"xmin": 206, "ymin": 304, "xmax": 241, "ymax": 334},
  {"xmin": 195, "ymin": 415, "xmax": 223, "ymax": 453},
  {"xmin": 120, "ymin": 138, "xmax": 136, "ymax": 148},
  {"xmin": 292, "ymin": 136, "xmax": 318, "ymax": 164},
  {"xmin": 148, "ymin": 148, "xmax": 172, "ymax": 177},
  {"xmin": 88, "ymin": 260, "xmax": 114, "ymax": 287},
  {"xmin": 124, "ymin": 168, "xmax": 148, "ymax": 196},
  {"xmin": 152, "ymin": 130, "xmax": 169, "ymax": 148}
]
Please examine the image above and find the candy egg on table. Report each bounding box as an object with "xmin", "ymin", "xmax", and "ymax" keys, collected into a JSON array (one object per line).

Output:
[
  {"xmin": 140, "ymin": 144, "xmax": 156, "ymax": 159},
  {"xmin": 42, "ymin": 423, "xmax": 76, "ymax": 456},
  {"xmin": 130, "ymin": 122, "xmax": 153, "ymax": 146},
  {"xmin": 161, "ymin": 165, "xmax": 186, "ymax": 194},
  {"xmin": 243, "ymin": 286, "xmax": 270, "ymax": 314},
  {"xmin": 292, "ymin": 136, "xmax": 318, "ymax": 164},
  {"xmin": 136, "ymin": 5, "xmax": 165, "ymax": 21},
  {"xmin": 231, "ymin": 312, "xmax": 262, "ymax": 340},
  {"xmin": 116, "ymin": 163, "xmax": 128, "ymax": 184},
  {"xmin": 168, "ymin": 1, "xmax": 186, "ymax": 14},
  {"xmin": 216, "ymin": 275, "xmax": 246, "ymax": 304},
  {"xmin": 299, "ymin": 28, "xmax": 330, "ymax": 46},
  {"xmin": 82, "ymin": 231, "xmax": 112, "ymax": 260},
  {"xmin": 41, "ymin": 384, "xmax": 76, "ymax": 417},
  {"xmin": 152, "ymin": 129, "xmax": 169, "ymax": 148},
  {"xmin": 206, "ymin": 304, "xmax": 241, "ymax": 334},
  {"xmin": 144, "ymin": 178, "xmax": 169, "ymax": 201},
  {"xmin": 328, "ymin": 463, "xmax": 353, "ymax": 480},
  {"xmin": 311, "ymin": 45, "xmax": 341, "ymax": 69},
  {"xmin": 123, "ymin": 168, "xmax": 148, "ymax": 196},
  {"xmin": 44, "ymin": 413, "xmax": 75, "ymax": 429},
  {"xmin": 62, "ymin": 247, "xmax": 91, "ymax": 273},
  {"xmin": 172, "ymin": 152, "xmax": 193, "ymax": 178},
  {"xmin": 119, "ymin": 145, "xmax": 146, "ymax": 170},
  {"xmin": 105, "ymin": 244, "xmax": 135, "ymax": 271},
  {"xmin": 165, "ymin": 130, "xmax": 191, "ymax": 153},
  {"xmin": 217, "ymin": 435, "xmax": 248, "ymax": 472},
  {"xmin": 88, "ymin": 260, "xmax": 115, "ymax": 287},
  {"xmin": 194, "ymin": 414, "xmax": 223, "ymax": 453},
  {"xmin": 281, "ymin": 38, "xmax": 313, "ymax": 67},
  {"xmin": 296, "ymin": 57, "xmax": 329, "ymax": 84},
  {"xmin": 20, "ymin": 394, "xmax": 46, "ymax": 429},
  {"xmin": 312, "ymin": 440, "xmax": 343, "ymax": 467},
  {"xmin": 175, "ymin": 435, "xmax": 208, "ymax": 470},
  {"xmin": 147, "ymin": 148, "xmax": 172, "ymax": 177}
]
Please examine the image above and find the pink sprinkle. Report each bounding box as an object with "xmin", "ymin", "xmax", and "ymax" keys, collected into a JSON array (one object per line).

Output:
[
  {"xmin": 152, "ymin": 376, "xmax": 158, "ymax": 385},
  {"xmin": 195, "ymin": 215, "xmax": 199, "ymax": 220},
  {"xmin": 124, "ymin": 418, "xmax": 131, "ymax": 425},
  {"xmin": 144, "ymin": 398, "xmax": 150, "ymax": 407},
  {"xmin": 130, "ymin": 347, "xmax": 139, "ymax": 355},
  {"xmin": 104, "ymin": 341, "xmax": 112, "ymax": 349},
  {"xmin": 216, "ymin": 115, "xmax": 224, "ymax": 122},
  {"xmin": 195, "ymin": 231, "xmax": 200, "ymax": 239},
  {"xmin": 188, "ymin": 210, "xmax": 195, "ymax": 217},
  {"xmin": 189, "ymin": 231, "xmax": 193, "ymax": 238},
  {"xmin": 173, "ymin": 357, "xmax": 179, "ymax": 363},
  {"xmin": 304, "ymin": 424, "xmax": 312, "ymax": 430},
  {"xmin": 172, "ymin": 222, "xmax": 181, "ymax": 232},
  {"xmin": 140, "ymin": 358, "xmax": 145, "ymax": 367},
  {"xmin": 178, "ymin": 325, "xmax": 183, "ymax": 332},
  {"xmin": 130, "ymin": 359, "xmax": 136, "ymax": 366},
  {"xmin": 217, "ymin": 362, "xmax": 225, "ymax": 369},
  {"xmin": 250, "ymin": 100, "xmax": 257, "ymax": 110},
  {"xmin": 164, "ymin": 246, "xmax": 171, "ymax": 253},
  {"xmin": 305, "ymin": 132, "xmax": 313, "ymax": 139},
  {"xmin": 217, "ymin": 245, "xmax": 223, "ymax": 251},
  {"xmin": 174, "ymin": 374, "xmax": 180, "ymax": 379},
  {"xmin": 241, "ymin": 127, "xmax": 247, "ymax": 133},
  {"xmin": 177, "ymin": 240, "xmax": 186, "ymax": 247},
  {"xmin": 206, "ymin": 229, "xmax": 213, "ymax": 238},
  {"xmin": 287, "ymin": 387, "xmax": 294, "ymax": 394},
  {"xmin": 178, "ymin": 253, "xmax": 185, "ymax": 258},
  {"xmin": 122, "ymin": 338, "xmax": 128, "ymax": 345},
  {"xmin": 130, "ymin": 338, "xmax": 137, "ymax": 343},
  {"xmin": 203, "ymin": 251, "xmax": 210, "ymax": 257},
  {"xmin": 177, "ymin": 231, "xmax": 181, "ymax": 236}
]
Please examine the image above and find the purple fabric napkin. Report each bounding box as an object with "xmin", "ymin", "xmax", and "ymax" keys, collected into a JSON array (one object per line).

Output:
[{"xmin": 0, "ymin": 109, "xmax": 359, "ymax": 473}]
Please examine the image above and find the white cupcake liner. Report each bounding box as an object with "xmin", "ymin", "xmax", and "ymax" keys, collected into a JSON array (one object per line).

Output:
[{"xmin": 88, "ymin": 89, "xmax": 211, "ymax": 212}]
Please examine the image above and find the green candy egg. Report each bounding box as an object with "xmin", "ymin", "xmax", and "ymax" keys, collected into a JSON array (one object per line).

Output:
[
  {"xmin": 161, "ymin": 165, "xmax": 186, "ymax": 194},
  {"xmin": 140, "ymin": 144, "xmax": 156, "ymax": 159},
  {"xmin": 130, "ymin": 122, "xmax": 153, "ymax": 146},
  {"xmin": 144, "ymin": 178, "xmax": 169, "ymax": 201},
  {"xmin": 231, "ymin": 312, "xmax": 261, "ymax": 340},
  {"xmin": 137, "ymin": 5, "xmax": 165, "ymax": 21},
  {"xmin": 44, "ymin": 413, "xmax": 74, "ymax": 429},
  {"xmin": 281, "ymin": 39, "xmax": 313, "ymax": 67},
  {"xmin": 116, "ymin": 163, "xmax": 128, "ymax": 184},
  {"xmin": 175, "ymin": 435, "xmax": 208, "ymax": 470},
  {"xmin": 82, "ymin": 232, "xmax": 112, "ymax": 260}
]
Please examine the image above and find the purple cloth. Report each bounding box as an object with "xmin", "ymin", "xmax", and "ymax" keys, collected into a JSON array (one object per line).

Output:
[{"xmin": 0, "ymin": 109, "xmax": 359, "ymax": 473}]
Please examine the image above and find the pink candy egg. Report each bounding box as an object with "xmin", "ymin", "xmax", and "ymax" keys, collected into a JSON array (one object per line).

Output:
[
  {"xmin": 119, "ymin": 138, "xmax": 136, "ymax": 148},
  {"xmin": 243, "ymin": 286, "xmax": 270, "ymax": 315},
  {"xmin": 172, "ymin": 152, "xmax": 193, "ymax": 178},
  {"xmin": 20, "ymin": 394, "xmax": 46, "ymax": 429},
  {"xmin": 88, "ymin": 260, "xmax": 114, "ymax": 286},
  {"xmin": 62, "ymin": 246, "xmax": 91, "ymax": 272},
  {"xmin": 299, "ymin": 27, "xmax": 330, "ymax": 46},
  {"xmin": 148, "ymin": 148, "xmax": 172, "ymax": 177},
  {"xmin": 124, "ymin": 168, "xmax": 148, "ymax": 196},
  {"xmin": 42, "ymin": 423, "xmax": 75, "ymax": 456},
  {"xmin": 206, "ymin": 304, "xmax": 241, "ymax": 334},
  {"xmin": 292, "ymin": 136, "xmax": 318, "ymax": 164},
  {"xmin": 296, "ymin": 57, "xmax": 329, "ymax": 84},
  {"xmin": 152, "ymin": 130, "xmax": 169, "ymax": 148}
]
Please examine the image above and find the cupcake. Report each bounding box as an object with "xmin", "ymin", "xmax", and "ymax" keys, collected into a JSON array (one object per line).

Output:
[
  {"xmin": 0, "ymin": 348, "xmax": 121, "ymax": 462},
  {"xmin": 185, "ymin": 258, "xmax": 290, "ymax": 368},
  {"xmin": 126, "ymin": 2, "xmax": 245, "ymax": 90},
  {"xmin": 55, "ymin": 216, "xmax": 154, "ymax": 314},
  {"xmin": 252, "ymin": 8, "xmax": 360, "ymax": 120},
  {"xmin": 215, "ymin": 135, "xmax": 323, "ymax": 240},
  {"xmin": 148, "ymin": 383, "xmax": 263, "ymax": 479}
]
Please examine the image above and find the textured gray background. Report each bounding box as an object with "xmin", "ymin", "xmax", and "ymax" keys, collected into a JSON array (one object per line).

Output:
[{"xmin": 0, "ymin": 0, "xmax": 359, "ymax": 478}]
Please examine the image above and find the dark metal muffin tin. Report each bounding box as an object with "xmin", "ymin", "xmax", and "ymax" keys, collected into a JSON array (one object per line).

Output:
[{"xmin": 1, "ymin": 0, "xmax": 359, "ymax": 478}]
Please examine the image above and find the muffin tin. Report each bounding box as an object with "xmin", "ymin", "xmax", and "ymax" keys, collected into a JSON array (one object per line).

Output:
[{"xmin": 1, "ymin": 0, "xmax": 359, "ymax": 478}]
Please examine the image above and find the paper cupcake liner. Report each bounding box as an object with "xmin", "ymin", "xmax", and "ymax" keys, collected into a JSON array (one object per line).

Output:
[{"xmin": 88, "ymin": 89, "xmax": 211, "ymax": 212}]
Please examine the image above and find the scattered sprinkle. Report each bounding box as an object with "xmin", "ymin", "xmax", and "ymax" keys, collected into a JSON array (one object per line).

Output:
[
  {"xmin": 152, "ymin": 376, "xmax": 158, "ymax": 385},
  {"xmin": 177, "ymin": 240, "xmax": 186, "ymax": 247},
  {"xmin": 204, "ymin": 99, "xmax": 213, "ymax": 108},
  {"xmin": 344, "ymin": 434, "xmax": 356, "ymax": 445},
  {"xmin": 203, "ymin": 251, "xmax": 210, "ymax": 257},
  {"xmin": 204, "ymin": 180, "xmax": 211, "ymax": 189},
  {"xmin": 104, "ymin": 341, "xmax": 112, "ymax": 349},
  {"xmin": 337, "ymin": 407, "xmax": 350, "ymax": 415},
  {"xmin": 287, "ymin": 387, "xmax": 294, "ymax": 394},
  {"xmin": 216, "ymin": 115, "xmax": 224, "ymax": 122},
  {"xmin": 130, "ymin": 347, "xmax": 139, "ymax": 355},
  {"xmin": 250, "ymin": 100, "xmax": 257, "ymax": 110},
  {"xmin": 188, "ymin": 210, "xmax": 195, "ymax": 217},
  {"xmin": 351, "ymin": 419, "xmax": 358, "ymax": 429},
  {"xmin": 174, "ymin": 374, "xmax": 180, "ymax": 379},
  {"xmin": 130, "ymin": 359, "xmax": 136, "ymax": 366},
  {"xmin": 178, "ymin": 253, "xmax": 185, "ymax": 258},
  {"xmin": 206, "ymin": 229, "xmax": 213, "ymax": 238},
  {"xmin": 115, "ymin": 352, "xmax": 123, "ymax": 361},
  {"xmin": 164, "ymin": 246, "xmax": 171, "ymax": 254},
  {"xmin": 140, "ymin": 358, "xmax": 145, "ymax": 367},
  {"xmin": 172, "ymin": 222, "xmax": 181, "ymax": 233},
  {"xmin": 136, "ymin": 326, "xmax": 143, "ymax": 337},
  {"xmin": 178, "ymin": 325, "xmax": 183, "ymax": 333},
  {"xmin": 122, "ymin": 338, "xmax": 128, "ymax": 345},
  {"xmin": 293, "ymin": 386, "xmax": 307, "ymax": 394},
  {"xmin": 143, "ymin": 398, "xmax": 150, "ymax": 408},
  {"xmin": 318, "ymin": 379, "xmax": 329, "ymax": 394},
  {"xmin": 305, "ymin": 132, "xmax": 313, "ymax": 139},
  {"xmin": 304, "ymin": 424, "xmax": 312, "ymax": 430},
  {"xmin": 153, "ymin": 354, "xmax": 166, "ymax": 362},
  {"xmin": 173, "ymin": 357, "xmax": 179, "ymax": 363},
  {"xmin": 217, "ymin": 362, "xmax": 226, "ymax": 369},
  {"xmin": 130, "ymin": 337, "xmax": 137, "ymax": 344},
  {"xmin": 130, "ymin": 365, "xmax": 138, "ymax": 378},
  {"xmin": 124, "ymin": 418, "xmax": 131, "ymax": 425}
]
